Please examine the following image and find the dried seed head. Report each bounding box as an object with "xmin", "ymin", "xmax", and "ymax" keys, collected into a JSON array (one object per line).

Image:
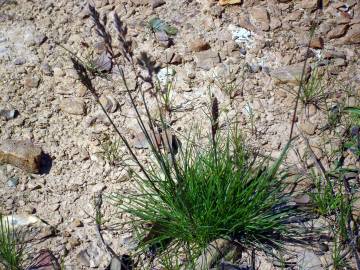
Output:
[{"xmin": 211, "ymin": 95, "xmax": 219, "ymax": 138}]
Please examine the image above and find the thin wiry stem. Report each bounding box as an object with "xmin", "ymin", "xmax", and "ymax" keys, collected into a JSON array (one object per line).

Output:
[{"xmin": 289, "ymin": 28, "xmax": 315, "ymax": 140}]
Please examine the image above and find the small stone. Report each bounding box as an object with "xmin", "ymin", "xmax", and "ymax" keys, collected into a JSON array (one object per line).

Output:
[
  {"xmin": 170, "ymin": 53, "xmax": 182, "ymax": 65},
  {"xmin": 0, "ymin": 109, "xmax": 18, "ymax": 121},
  {"xmin": 72, "ymin": 219, "xmax": 84, "ymax": 228},
  {"xmin": 342, "ymin": 24, "xmax": 360, "ymax": 44},
  {"xmin": 67, "ymin": 237, "xmax": 81, "ymax": 249},
  {"xmin": 0, "ymin": 140, "xmax": 43, "ymax": 174},
  {"xmin": 38, "ymin": 226, "xmax": 56, "ymax": 239},
  {"xmin": 323, "ymin": 50, "xmax": 346, "ymax": 59},
  {"xmin": 239, "ymin": 47, "xmax": 247, "ymax": 55},
  {"xmin": 194, "ymin": 50, "xmax": 220, "ymax": 71},
  {"xmin": 109, "ymin": 255, "xmax": 133, "ymax": 270},
  {"xmin": 307, "ymin": 104, "xmax": 317, "ymax": 117},
  {"xmin": 300, "ymin": 0, "xmax": 318, "ymax": 10},
  {"xmin": 24, "ymin": 206, "xmax": 36, "ymax": 214},
  {"xmin": 60, "ymin": 98, "xmax": 86, "ymax": 116},
  {"xmin": 155, "ymin": 31, "xmax": 171, "ymax": 48},
  {"xmin": 270, "ymin": 64, "xmax": 311, "ymax": 85},
  {"xmin": 298, "ymin": 249, "xmax": 323, "ymax": 270},
  {"xmin": 250, "ymin": 6, "xmax": 270, "ymax": 31},
  {"xmin": 219, "ymin": 0, "xmax": 242, "ymax": 5},
  {"xmin": 41, "ymin": 63, "xmax": 53, "ymax": 76},
  {"xmin": 99, "ymin": 93, "xmax": 118, "ymax": 113},
  {"xmin": 77, "ymin": 243, "xmax": 106, "ymax": 268},
  {"xmin": 23, "ymin": 76, "xmax": 40, "ymax": 88},
  {"xmin": 14, "ymin": 58, "xmax": 26, "ymax": 65},
  {"xmin": 190, "ymin": 39, "xmax": 210, "ymax": 52},
  {"xmin": 294, "ymin": 194, "xmax": 311, "ymax": 205},
  {"xmin": 34, "ymin": 33, "xmax": 47, "ymax": 46},
  {"xmin": 150, "ymin": 0, "xmax": 165, "ymax": 8},
  {"xmin": 53, "ymin": 67, "xmax": 65, "ymax": 77},
  {"xmin": 7, "ymin": 176, "xmax": 19, "ymax": 188},
  {"xmin": 319, "ymin": 243, "xmax": 329, "ymax": 252},
  {"xmin": 333, "ymin": 58, "xmax": 346, "ymax": 67},
  {"xmin": 327, "ymin": 24, "xmax": 349, "ymax": 39},
  {"xmin": 91, "ymin": 183, "xmax": 106, "ymax": 193},
  {"xmin": 300, "ymin": 122, "xmax": 317, "ymax": 135},
  {"xmin": 109, "ymin": 257, "xmax": 122, "ymax": 270},
  {"xmin": 309, "ymin": 37, "xmax": 324, "ymax": 49}
]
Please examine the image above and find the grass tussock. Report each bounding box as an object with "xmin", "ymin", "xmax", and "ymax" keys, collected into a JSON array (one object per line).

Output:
[{"xmin": 114, "ymin": 127, "xmax": 307, "ymax": 264}]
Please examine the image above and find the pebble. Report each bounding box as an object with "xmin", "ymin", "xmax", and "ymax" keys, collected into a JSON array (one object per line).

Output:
[
  {"xmin": 37, "ymin": 226, "xmax": 56, "ymax": 239},
  {"xmin": 327, "ymin": 24, "xmax": 349, "ymax": 39},
  {"xmin": 342, "ymin": 24, "xmax": 360, "ymax": 44},
  {"xmin": 7, "ymin": 176, "xmax": 19, "ymax": 188},
  {"xmin": 0, "ymin": 140, "xmax": 43, "ymax": 173},
  {"xmin": 67, "ymin": 237, "xmax": 81, "ymax": 249},
  {"xmin": 155, "ymin": 31, "xmax": 171, "ymax": 48},
  {"xmin": 0, "ymin": 109, "xmax": 18, "ymax": 120},
  {"xmin": 150, "ymin": 0, "xmax": 165, "ymax": 8},
  {"xmin": 309, "ymin": 37, "xmax": 324, "ymax": 49},
  {"xmin": 53, "ymin": 67, "xmax": 66, "ymax": 77},
  {"xmin": 77, "ymin": 243, "xmax": 107, "ymax": 268},
  {"xmin": 297, "ymin": 249, "xmax": 323, "ymax": 270},
  {"xmin": 219, "ymin": 0, "xmax": 241, "ymax": 5},
  {"xmin": 41, "ymin": 63, "xmax": 53, "ymax": 76},
  {"xmin": 14, "ymin": 58, "xmax": 26, "ymax": 65},
  {"xmin": 249, "ymin": 6, "xmax": 270, "ymax": 31},
  {"xmin": 190, "ymin": 38, "xmax": 210, "ymax": 52},
  {"xmin": 23, "ymin": 76, "xmax": 40, "ymax": 88},
  {"xmin": 194, "ymin": 50, "xmax": 220, "ymax": 71},
  {"xmin": 60, "ymin": 98, "xmax": 86, "ymax": 116},
  {"xmin": 300, "ymin": 121, "xmax": 317, "ymax": 135},
  {"xmin": 270, "ymin": 63, "xmax": 311, "ymax": 85},
  {"xmin": 72, "ymin": 219, "xmax": 84, "ymax": 228},
  {"xmin": 33, "ymin": 33, "xmax": 47, "ymax": 46},
  {"xmin": 99, "ymin": 93, "xmax": 118, "ymax": 113}
]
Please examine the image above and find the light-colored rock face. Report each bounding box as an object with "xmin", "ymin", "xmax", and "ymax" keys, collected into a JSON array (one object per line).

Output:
[{"xmin": 0, "ymin": 140, "xmax": 43, "ymax": 173}]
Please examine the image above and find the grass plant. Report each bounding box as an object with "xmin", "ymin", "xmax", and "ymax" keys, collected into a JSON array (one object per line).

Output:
[
  {"xmin": 0, "ymin": 214, "xmax": 25, "ymax": 270},
  {"xmin": 68, "ymin": 4, "xmax": 320, "ymax": 269}
]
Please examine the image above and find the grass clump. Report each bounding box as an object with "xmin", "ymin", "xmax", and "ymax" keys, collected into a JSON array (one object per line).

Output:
[
  {"xmin": 0, "ymin": 214, "xmax": 25, "ymax": 270},
  {"xmin": 113, "ymin": 123, "xmax": 306, "ymax": 267},
  {"xmin": 69, "ymin": 5, "xmax": 312, "ymax": 268}
]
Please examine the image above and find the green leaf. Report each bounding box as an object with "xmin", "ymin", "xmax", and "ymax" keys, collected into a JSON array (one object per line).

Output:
[{"xmin": 344, "ymin": 107, "xmax": 360, "ymax": 116}]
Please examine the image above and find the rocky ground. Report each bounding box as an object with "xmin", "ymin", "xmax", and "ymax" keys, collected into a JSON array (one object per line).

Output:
[{"xmin": 0, "ymin": 0, "xmax": 359, "ymax": 269}]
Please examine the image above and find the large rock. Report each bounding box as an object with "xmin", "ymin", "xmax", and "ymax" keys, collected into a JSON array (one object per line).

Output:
[
  {"xmin": 270, "ymin": 63, "xmax": 311, "ymax": 85},
  {"xmin": 0, "ymin": 140, "xmax": 43, "ymax": 173}
]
